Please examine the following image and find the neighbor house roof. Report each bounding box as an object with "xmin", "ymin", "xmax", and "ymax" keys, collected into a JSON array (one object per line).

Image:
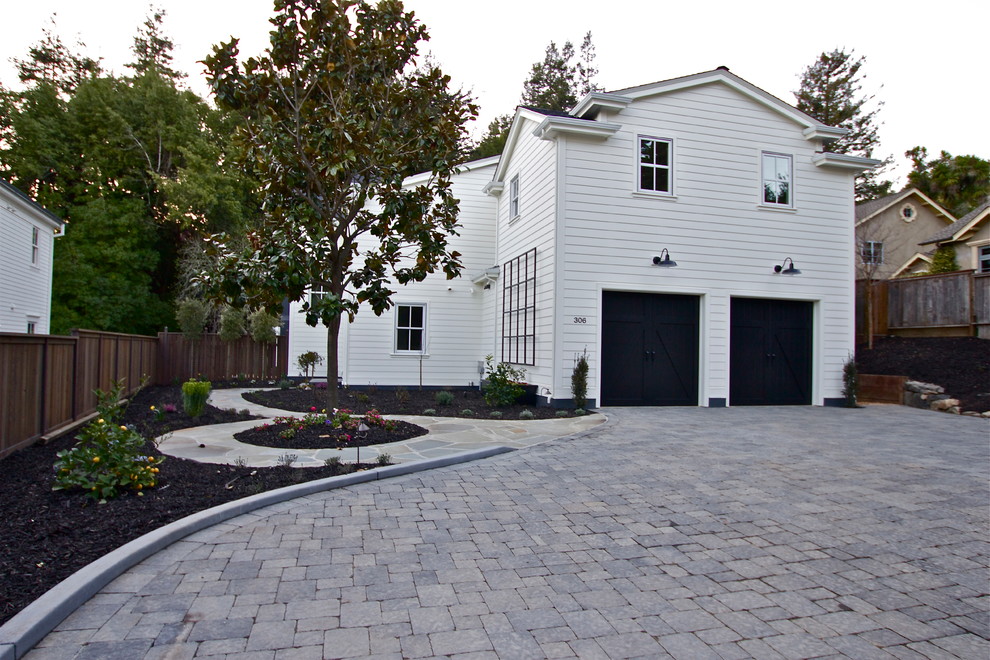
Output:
[
  {"xmin": 855, "ymin": 188, "xmax": 956, "ymax": 226},
  {"xmin": 0, "ymin": 179, "xmax": 64, "ymax": 232},
  {"xmin": 920, "ymin": 198, "xmax": 990, "ymax": 245}
]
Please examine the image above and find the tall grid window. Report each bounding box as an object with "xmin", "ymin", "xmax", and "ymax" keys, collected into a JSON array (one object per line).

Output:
[
  {"xmin": 861, "ymin": 241, "xmax": 884, "ymax": 265},
  {"xmin": 762, "ymin": 152, "xmax": 792, "ymax": 206},
  {"xmin": 502, "ymin": 248, "xmax": 536, "ymax": 365},
  {"xmin": 509, "ymin": 175, "xmax": 520, "ymax": 218},
  {"xmin": 395, "ymin": 304, "xmax": 425, "ymax": 352},
  {"xmin": 639, "ymin": 137, "xmax": 672, "ymax": 194},
  {"xmin": 31, "ymin": 227, "xmax": 39, "ymax": 265}
]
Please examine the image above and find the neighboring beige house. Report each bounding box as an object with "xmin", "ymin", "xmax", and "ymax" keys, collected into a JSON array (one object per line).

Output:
[
  {"xmin": 854, "ymin": 188, "xmax": 956, "ymax": 279},
  {"xmin": 918, "ymin": 198, "xmax": 990, "ymax": 273}
]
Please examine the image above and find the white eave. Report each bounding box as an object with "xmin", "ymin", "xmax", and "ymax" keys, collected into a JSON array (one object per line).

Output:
[
  {"xmin": 803, "ymin": 125, "xmax": 848, "ymax": 141},
  {"xmin": 482, "ymin": 181, "xmax": 504, "ymax": 197},
  {"xmin": 533, "ymin": 116, "xmax": 621, "ymax": 141},
  {"xmin": 569, "ymin": 92, "xmax": 632, "ymax": 119},
  {"xmin": 470, "ymin": 266, "xmax": 500, "ymax": 285},
  {"xmin": 812, "ymin": 152, "xmax": 883, "ymax": 172},
  {"xmin": 0, "ymin": 180, "xmax": 65, "ymax": 234}
]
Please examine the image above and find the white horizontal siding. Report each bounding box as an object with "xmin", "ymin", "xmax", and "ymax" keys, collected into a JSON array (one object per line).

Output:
[
  {"xmin": 0, "ymin": 191, "xmax": 57, "ymax": 334},
  {"xmin": 557, "ymin": 81, "xmax": 856, "ymax": 404}
]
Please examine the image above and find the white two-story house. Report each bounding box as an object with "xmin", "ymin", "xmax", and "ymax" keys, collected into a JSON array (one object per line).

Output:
[
  {"xmin": 288, "ymin": 67, "xmax": 878, "ymax": 407},
  {"xmin": 0, "ymin": 180, "xmax": 63, "ymax": 335}
]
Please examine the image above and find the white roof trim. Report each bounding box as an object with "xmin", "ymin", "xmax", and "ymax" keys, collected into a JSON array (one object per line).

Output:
[
  {"xmin": 491, "ymin": 108, "xmax": 551, "ymax": 183},
  {"xmin": 402, "ymin": 155, "xmax": 499, "ymax": 188},
  {"xmin": 940, "ymin": 206, "xmax": 990, "ymax": 244},
  {"xmin": 570, "ymin": 92, "xmax": 632, "ymax": 118},
  {"xmin": 891, "ymin": 252, "xmax": 934, "ymax": 278},
  {"xmin": 470, "ymin": 266, "xmax": 500, "ymax": 285},
  {"xmin": 482, "ymin": 181, "xmax": 504, "ymax": 197},
  {"xmin": 856, "ymin": 188, "xmax": 957, "ymax": 227},
  {"xmin": 0, "ymin": 181, "xmax": 64, "ymax": 232},
  {"xmin": 611, "ymin": 68, "xmax": 840, "ymax": 139},
  {"xmin": 533, "ymin": 116, "xmax": 621, "ymax": 141},
  {"xmin": 812, "ymin": 152, "xmax": 882, "ymax": 172}
]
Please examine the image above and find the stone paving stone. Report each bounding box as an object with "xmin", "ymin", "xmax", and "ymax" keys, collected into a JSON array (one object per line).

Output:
[
  {"xmin": 429, "ymin": 629, "xmax": 493, "ymax": 655},
  {"xmin": 657, "ymin": 632, "xmax": 722, "ymax": 659}
]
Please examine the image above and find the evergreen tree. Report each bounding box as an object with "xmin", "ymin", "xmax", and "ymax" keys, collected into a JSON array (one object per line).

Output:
[
  {"xmin": 795, "ymin": 49, "xmax": 892, "ymax": 201},
  {"xmin": 470, "ymin": 114, "xmax": 512, "ymax": 160},
  {"xmin": 905, "ymin": 147, "xmax": 990, "ymax": 218}
]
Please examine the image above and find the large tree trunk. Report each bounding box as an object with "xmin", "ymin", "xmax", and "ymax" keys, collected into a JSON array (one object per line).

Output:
[{"xmin": 325, "ymin": 314, "xmax": 341, "ymax": 411}]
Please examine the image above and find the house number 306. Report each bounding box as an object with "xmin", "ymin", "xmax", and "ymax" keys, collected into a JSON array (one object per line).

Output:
[{"xmin": 572, "ymin": 317, "xmax": 587, "ymax": 324}]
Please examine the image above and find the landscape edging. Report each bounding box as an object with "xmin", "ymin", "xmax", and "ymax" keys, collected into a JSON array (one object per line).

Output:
[{"xmin": 0, "ymin": 445, "xmax": 515, "ymax": 660}]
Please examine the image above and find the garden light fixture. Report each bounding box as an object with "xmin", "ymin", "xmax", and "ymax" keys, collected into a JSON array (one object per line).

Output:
[{"xmin": 652, "ymin": 249, "xmax": 677, "ymax": 267}]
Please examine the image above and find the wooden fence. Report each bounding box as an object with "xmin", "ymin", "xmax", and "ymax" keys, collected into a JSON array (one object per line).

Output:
[
  {"xmin": 857, "ymin": 271, "xmax": 990, "ymax": 341},
  {"xmin": 0, "ymin": 330, "xmax": 287, "ymax": 460}
]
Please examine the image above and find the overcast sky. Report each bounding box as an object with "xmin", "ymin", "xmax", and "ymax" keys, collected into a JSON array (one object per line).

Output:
[{"xmin": 2, "ymin": 0, "xmax": 987, "ymax": 186}]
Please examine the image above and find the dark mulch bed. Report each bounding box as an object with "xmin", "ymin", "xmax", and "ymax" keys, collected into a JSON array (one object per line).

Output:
[
  {"xmin": 0, "ymin": 385, "xmax": 391, "ymax": 628},
  {"xmin": 857, "ymin": 336, "xmax": 990, "ymax": 412},
  {"xmin": 244, "ymin": 386, "xmax": 585, "ymax": 420},
  {"xmin": 235, "ymin": 419, "xmax": 427, "ymax": 450}
]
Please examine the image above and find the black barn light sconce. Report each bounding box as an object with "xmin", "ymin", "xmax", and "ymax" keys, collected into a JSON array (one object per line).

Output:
[
  {"xmin": 773, "ymin": 257, "xmax": 801, "ymax": 275},
  {"xmin": 652, "ymin": 249, "xmax": 678, "ymax": 268}
]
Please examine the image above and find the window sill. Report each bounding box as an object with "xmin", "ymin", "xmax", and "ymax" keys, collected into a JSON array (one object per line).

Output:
[
  {"xmin": 632, "ymin": 191, "xmax": 677, "ymax": 201},
  {"xmin": 757, "ymin": 204, "xmax": 797, "ymax": 213},
  {"xmin": 390, "ymin": 352, "xmax": 430, "ymax": 358}
]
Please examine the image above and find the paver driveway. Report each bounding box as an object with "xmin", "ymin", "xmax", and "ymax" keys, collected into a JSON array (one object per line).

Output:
[{"xmin": 25, "ymin": 405, "xmax": 990, "ymax": 659}]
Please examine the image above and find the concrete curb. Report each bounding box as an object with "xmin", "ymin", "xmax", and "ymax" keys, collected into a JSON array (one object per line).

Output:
[{"xmin": 0, "ymin": 446, "xmax": 515, "ymax": 660}]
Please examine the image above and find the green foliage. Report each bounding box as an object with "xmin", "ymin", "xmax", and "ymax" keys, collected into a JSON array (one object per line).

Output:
[
  {"xmin": 395, "ymin": 387, "xmax": 410, "ymax": 406},
  {"xmin": 556, "ymin": 410, "xmax": 570, "ymax": 417},
  {"xmin": 928, "ymin": 245, "xmax": 959, "ymax": 274},
  {"xmin": 574, "ymin": 408, "xmax": 586, "ymax": 416},
  {"xmin": 278, "ymin": 378, "xmax": 293, "ymax": 390},
  {"xmin": 905, "ymin": 147, "xmax": 990, "ymax": 218},
  {"xmin": 376, "ymin": 453, "xmax": 392, "ymax": 466},
  {"xmin": 276, "ymin": 453, "xmax": 298, "ymax": 467},
  {"xmin": 519, "ymin": 409, "xmax": 534, "ymax": 420},
  {"xmin": 470, "ymin": 114, "xmax": 512, "ymax": 160},
  {"xmin": 175, "ymin": 298, "xmax": 209, "ymax": 337},
  {"xmin": 571, "ymin": 350, "xmax": 589, "ymax": 409},
  {"xmin": 296, "ymin": 351, "xmax": 324, "ymax": 378},
  {"xmin": 422, "ymin": 408, "xmax": 437, "ymax": 416},
  {"xmin": 218, "ymin": 306, "xmax": 246, "ymax": 341},
  {"xmin": 248, "ymin": 308, "xmax": 279, "ymax": 344},
  {"xmin": 841, "ymin": 355, "xmax": 858, "ymax": 408},
  {"xmin": 52, "ymin": 381, "xmax": 163, "ymax": 500},
  {"xmin": 181, "ymin": 379, "xmax": 211, "ymax": 418},
  {"xmin": 794, "ymin": 49, "xmax": 892, "ymax": 201},
  {"xmin": 521, "ymin": 31, "xmax": 600, "ymax": 111},
  {"xmin": 489, "ymin": 411, "xmax": 503, "ymax": 419},
  {"xmin": 482, "ymin": 355, "xmax": 526, "ymax": 407},
  {"xmin": 459, "ymin": 409, "xmax": 474, "ymax": 416},
  {"xmin": 324, "ymin": 456, "xmax": 342, "ymax": 468},
  {"xmin": 199, "ymin": 0, "xmax": 477, "ymax": 412},
  {"xmin": 434, "ymin": 391, "xmax": 455, "ymax": 406}
]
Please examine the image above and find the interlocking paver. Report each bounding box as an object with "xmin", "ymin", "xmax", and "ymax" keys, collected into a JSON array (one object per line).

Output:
[{"xmin": 16, "ymin": 406, "xmax": 989, "ymax": 660}]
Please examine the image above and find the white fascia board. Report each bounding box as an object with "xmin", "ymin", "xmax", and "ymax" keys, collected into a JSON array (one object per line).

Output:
[
  {"xmin": 569, "ymin": 92, "xmax": 632, "ymax": 118},
  {"xmin": 402, "ymin": 156, "xmax": 500, "ymax": 188},
  {"xmin": 891, "ymin": 252, "xmax": 933, "ymax": 278},
  {"xmin": 533, "ymin": 116, "xmax": 621, "ymax": 141},
  {"xmin": 803, "ymin": 125, "xmax": 848, "ymax": 141},
  {"xmin": 941, "ymin": 210, "xmax": 990, "ymax": 244},
  {"xmin": 491, "ymin": 108, "xmax": 548, "ymax": 183},
  {"xmin": 482, "ymin": 181, "xmax": 504, "ymax": 197},
  {"xmin": 470, "ymin": 266, "xmax": 500, "ymax": 285},
  {"xmin": 812, "ymin": 152, "xmax": 883, "ymax": 172}
]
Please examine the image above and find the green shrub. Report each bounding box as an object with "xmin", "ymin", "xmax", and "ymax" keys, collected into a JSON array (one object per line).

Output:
[
  {"xmin": 571, "ymin": 350, "xmax": 589, "ymax": 409},
  {"xmin": 556, "ymin": 410, "xmax": 570, "ymax": 417},
  {"xmin": 489, "ymin": 411, "xmax": 503, "ymax": 419},
  {"xmin": 842, "ymin": 355, "xmax": 859, "ymax": 408},
  {"xmin": 435, "ymin": 391, "xmax": 455, "ymax": 406},
  {"xmin": 574, "ymin": 408, "xmax": 587, "ymax": 416},
  {"xmin": 482, "ymin": 355, "xmax": 526, "ymax": 407},
  {"xmin": 928, "ymin": 245, "xmax": 959, "ymax": 274},
  {"xmin": 395, "ymin": 387, "xmax": 410, "ymax": 405},
  {"xmin": 219, "ymin": 306, "xmax": 246, "ymax": 341},
  {"xmin": 324, "ymin": 456, "xmax": 342, "ymax": 468},
  {"xmin": 356, "ymin": 392, "xmax": 370, "ymax": 404},
  {"xmin": 422, "ymin": 408, "xmax": 437, "ymax": 416},
  {"xmin": 175, "ymin": 298, "xmax": 209, "ymax": 338},
  {"xmin": 182, "ymin": 379, "xmax": 212, "ymax": 418},
  {"xmin": 376, "ymin": 453, "xmax": 392, "ymax": 466},
  {"xmin": 519, "ymin": 409, "xmax": 534, "ymax": 419},
  {"xmin": 460, "ymin": 409, "xmax": 474, "ymax": 416},
  {"xmin": 276, "ymin": 453, "xmax": 298, "ymax": 467},
  {"xmin": 278, "ymin": 378, "xmax": 293, "ymax": 390},
  {"xmin": 248, "ymin": 308, "xmax": 279, "ymax": 343},
  {"xmin": 297, "ymin": 351, "xmax": 323, "ymax": 378},
  {"xmin": 53, "ymin": 381, "xmax": 164, "ymax": 501}
]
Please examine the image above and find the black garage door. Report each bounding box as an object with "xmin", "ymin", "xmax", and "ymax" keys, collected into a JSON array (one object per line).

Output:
[
  {"xmin": 730, "ymin": 298, "xmax": 813, "ymax": 405},
  {"xmin": 601, "ymin": 292, "xmax": 699, "ymax": 406}
]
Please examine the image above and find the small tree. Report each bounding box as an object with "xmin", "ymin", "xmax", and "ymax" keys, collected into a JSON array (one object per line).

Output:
[
  {"xmin": 248, "ymin": 307, "xmax": 279, "ymax": 344},
  {"xmin": 200, "ymin": 0, "xmax": 476, "ymax": 410},
  {"xmin": 175, "ymin": 298, "xmax": 209, "ymax": 338},
  {"xmin": 571, "ymin": 350, "xmax": 589, "ymax": 409},
  {"xmin": 218, "ymin": 306, "xmax": 246, "ymax": 341},
  {"xmin": 928, "ymin": 245, "xmax": 959, "ymax": 274},
  {"xmin": 297, "ymin": 351, "xmax": 323, "ymax": 380},
  {"xmin": 841, "ymin": 355, "xmax": 858, "ymax": 408}
]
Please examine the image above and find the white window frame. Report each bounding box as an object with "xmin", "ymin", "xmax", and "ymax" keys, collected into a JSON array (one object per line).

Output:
[
  {"xmin": 861, "ymin": 241, "xmax": 884, "ymax": 265},
  {"xmin": 394, "ymin": 303, "xmax": 426, "ymax": 354},
  {"xmin": 509, "ymin": 175, "xmax": 520, "ymax": 219},
  {"xmin": 26, "ymin": 320, "xmax": 37, "ymax": 334},
  {"xmin": 31, "ymin": 226, "xmax": 39, "ymax": 265},
  {"xmin": 309, "ymin": 282, "xmax": 328, "ymax": 309},
  {"xmin": 637, "ymin": 136, "xmax": 674, "ymax": 196},
  {"xmin": 761, "ymin": 152, "xmax": 793, "ymax": 207},
  {"xmin": 979, "ymin": 245, "xmax": 990, "ymax": 274}
]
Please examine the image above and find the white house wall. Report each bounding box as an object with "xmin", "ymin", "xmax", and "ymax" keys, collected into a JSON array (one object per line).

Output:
[
  {"xmin": 0, "ymin": 187, "xmax": 59, "ymax": 334},
  {"xmin": 286, "ymin": 160, "xmax": 498, "ymax": 386},
  {"xmin": 555, "ymin": 82, "xmax": 856, "ymax": 405}
]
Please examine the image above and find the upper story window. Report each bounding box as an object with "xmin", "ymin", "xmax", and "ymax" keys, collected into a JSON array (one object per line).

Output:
[
  {"xmin": 502, "ymin": 248, "xmax": 537, "ymax": 365},
  {"xmin": 861, "ymin": 241, "xmax": 884, "ymax": 265},
  {"xmin": 395, "ymin": 304, "xmax": 425, "ymax": 353},
  {"xmin": 309, "ymin": 282, "xmax": 328, "ymax": 308},
  {"xmin": 979, "ymin": 245, "xmax": 990, "ymax": 274},
  {"xmin": 509, "ymin": 175, "xmax": 520, "ymax": 219},
  {"xmin": 31, "ymin": 227, "xmax": 39, "ymax": 265},
  {"xmin": 762, "ymin": 153, "xmax": 792, "ymax": 206},
  {"xmin": 639, "ymin": 137, "xmax": 672, "ymax": 194},
  {"xmin": 900, "ymin": 203, "xmax": 917, "ymax": 222},
  {"xmin": 26, "ymin": 321, "xmax": 37, "ymax": 334}
]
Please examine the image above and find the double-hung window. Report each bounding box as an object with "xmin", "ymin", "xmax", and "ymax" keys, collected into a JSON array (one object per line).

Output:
[
  {"xmin": 395, "ymin": 304, "xmax": 426, "ymax": 353},
  {"xmin": 861, "ymin": 241, "xmax": 884, "ymax": 265},
  {"xmin": 979, "ymin": 245, "xmax": 990, "ymax": 274},
  {"xmin": 509, "ymin": 175, "xmax": 520, "ymax": 219},
  {"xmin": 639, "ymin": 136, "xmax": 672, "ymax": 194},
  {"xmin": 31, "ymin": 227, "xmax": 39, "ymax": 265},
  {"xmin": 762, "ymin": 153, "xmax": 792, "ymax": 206}
]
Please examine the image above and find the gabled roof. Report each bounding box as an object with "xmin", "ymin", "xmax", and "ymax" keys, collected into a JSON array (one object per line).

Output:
[
  {"xmin": 920, "ymin": 197, "xmax": 990, "ymax": 245},
  {"xmin": 891, "ymin": 251, "xmax": 935, "ymax": 278},
  {"xmin": 855, "ymin": 188, "xmax": 956, "ymax": 227},
  {"xmin": 0, "ymin": 179, "xmax": 64, "ymax": 232}
]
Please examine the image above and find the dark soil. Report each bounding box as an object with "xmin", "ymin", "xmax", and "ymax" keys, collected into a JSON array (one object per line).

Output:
[
  {"xmin": 235, "ymin": 419, "xmax": 427, "ymax": 450},
  {"xmin": 244, "ymin": 386, "xmax": 585, "ymax": 420},
  {"xmin": 857, "ymin": 336, "xmax": 990, "ymax": 412},
  {"xmin": 0, "ymin": 385, "xmax": 393, "ymax": 628}
]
